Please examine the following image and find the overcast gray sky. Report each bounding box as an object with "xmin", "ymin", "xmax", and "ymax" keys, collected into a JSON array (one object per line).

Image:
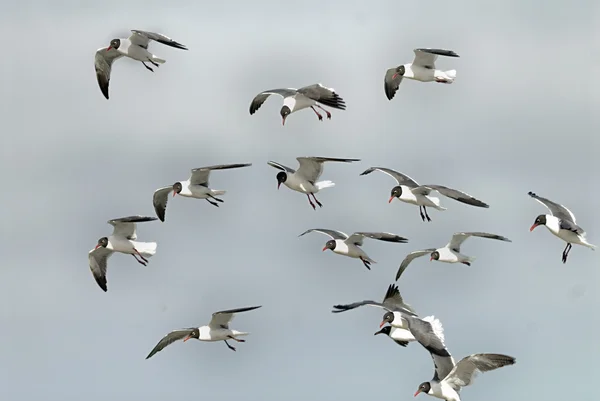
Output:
[{"xmin": 1, "ymin": 1, "xmax": 598, "ymax": 400}]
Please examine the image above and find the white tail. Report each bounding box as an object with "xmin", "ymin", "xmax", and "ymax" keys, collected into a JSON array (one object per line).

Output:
[
  {"xmin": 422, "ymin": 315, "xmax": 446, "ymax": 344},
  {"xmin": 152, "ymin": 56, "xmax": 166, "ymax": 64},
  {"xmin": 583, "ymin": 241, "xmax": 597, "ymax": 250},
  {"xmin": 136, "ymin": 242, "xmax": 157, "ymax": 258},
  {"xmin": 428, "ymin": 196, "xmax": 447, "ymax": 211},
  {"xmin": 315, "ymin": 180, "xmax": 335, "ymax": 190},
  {"xmin": 211, "ymin": 190, "xmax": 226, "ymax": 196},
  {"xmin": 445, "ymin": 69, "xmax": 457, "ymax": 79}
]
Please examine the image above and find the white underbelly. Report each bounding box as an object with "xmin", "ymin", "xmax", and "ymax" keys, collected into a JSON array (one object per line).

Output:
[
  {"xmin": 285, "ymin": 174, "xmax": 317, "ymax": 194},
  {"xmin": 125, "ymin": 45, "xmax": 152, "ymax": 62}
]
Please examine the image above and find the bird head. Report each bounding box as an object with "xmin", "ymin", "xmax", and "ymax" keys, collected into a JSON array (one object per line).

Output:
[
  {"xmin": 530, "ymin": 214, "xmax": 547, "ymax": 232},
  {"xmin": 379, "ymin": 311, "xmax": 394, "ymax": 328},
  {"xmin": 276, "ymin": 172, "xmax": 287, "ymax": 189},
  {"xmin": 280, "ymin": 106, "xmax": 291, "ymax": 125},
  {"xmin": 322, "ymin": 239, "xmax": 336, "ymax": 252},
  {"xmin": 414, "ymin": 382, "xmax": 431, "ymax": 397},
  {"xmin": 389, "ymin": 185, "xmax": 403, "ymax": 203},
  {"xmin": 430, "ymin": 251, "xmax": 440, "ymax": 262},
  {"xmin": 95, "ymin": 237, "xmax": 108, "ymax": 250},
  {"xmin": 172, "ymin": 182, "xmax": 183, "ymax": 197}
]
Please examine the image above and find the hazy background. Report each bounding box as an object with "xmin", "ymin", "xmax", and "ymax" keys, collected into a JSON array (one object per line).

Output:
[{"xmin": 1, "ymin": 1, "xmax": 598, "ymax": 400}]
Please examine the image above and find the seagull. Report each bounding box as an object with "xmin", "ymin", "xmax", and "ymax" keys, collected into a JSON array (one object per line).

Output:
[
  {"xmin": 528, "ymin": 191, "xmax": 596, "ymax": 263},
  {"xmin": 145, "ymin": 305, "xmax": 262, "ymax": 359},
  {"xmin": 267, "ymin": 157, "xmax": 359, "ymax": 210},
  {"xmin": 249, "ymin": 83, "xmax": 346, "ymax": 125},
  {"xmin": 152, "ymin": 163, "xmax": 252, "ymax": 221},
  {"xmin": 94, "ymin": 29, "xmax": 188, "ymax": 99},
  {"xmin": 360, "ymin": 167, "xmax": 489, "ymax": 222},
  {"xmin": 332, "ymin": 284, "xmax": 417, "ymax": 346},
  {"xmin": 395, "ymin": 232, "xmax": 511, "ymax": 280},
  {"xmin": 384, "ymin": 48, "xmax": 459, "ymax": 100},
  {"xmin": 88, "ymin": 216, "xmax": 158, "ymax": 292},
  {"xmin": 299, "ymin": 229, "xmax": 408, "ymax": 269}
]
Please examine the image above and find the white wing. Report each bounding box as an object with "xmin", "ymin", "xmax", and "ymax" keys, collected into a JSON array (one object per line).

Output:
[
  {"xmin": 528, "ymin": 191, "xmax": 577, "ymax": 223},
  {"xmin": 88, "ymin": 246, "xmax": 114, "ymax": 292},
  {"xmin": 129, "ymin": 30, "xmax": 188, "ymax": 50},
  {"xmin": 443, "ymin": 353, "xmax": 516, "ymax": 390},
  {"xmin": 108, "ymin": 216, "xmax": 157, "ymax": 240},
  {"xmin": 412, "ymin": 48, "xmax": 459, "ymax": 69},
  {"xmin": 94, "ymin": 47, "xmax": 123, "ymax": 100},
  {"xmin": 447, "ymin": 232, "xmax": 511, "ymax": 252},
  {"xmin": 189, "ymin": 163, "xmax": 252, "ymax": 186},
  {"xmin": 296, "ymin": 157, "xmax": 359, "ymax": 182},
  {"xmin": 298, "ymin": 228, "xmax": 349, "ymax": 240},
  {"xmin": 208, "ymin": 306, "xmax": 262, "ymax": 329}
]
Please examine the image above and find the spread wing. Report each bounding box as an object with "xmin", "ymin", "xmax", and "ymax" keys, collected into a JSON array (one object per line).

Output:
[
  {"xmin": 208, "ymin": 306, "xmax": 262, "ymax": 329},
  {"xmin": 298, "ymin": 228, "xmax": 349, "ymax": 240},
  {"xmin": 412, "ymin": 185, "xmax": 489, "ymax": 208},
  {"xmin": 296, "ymin": 157, "xmax": 359, "ymax": 183},
  {"xmin": 384, "ymin": 66, "xmax": 404, "ymax": 100},
  {"xmin": 430, "ymin": 352, "xmax": 457, "ymax": 383},
  {"xmin": 346, "ymin": 232, "xmax": 409, "ymax": 246},
  {"xmin": 359, "ymin": 167, "xmax": 419, "ymax": 188},
  {"xmin": 412, "ymin": 48, "xmax": 459, "ymax": 69},
  {"xmin": 395, "ymin": 249, "xmax": 437, "ymax": 281},
  {"xmin": 88, "ymin": 246, "xmax": 114, "ymax": 292},
  {"xmin": 332, "ymin": 284, "xmax": 417, "ymax": 315},
  {"xmin": 94, "ymin": 47, "xmax": 123, "ymax": 100},
  {"xmin": 528, "ymin": 191, "xmax": 577, "ymax": 223},
  {"xmin": 267, "ymin": 161, "xmax": 295, "ymax": 174},
  {"xmin": 152, "ymin": 187, "xmax": 172, "ymax": 222},
  {"xmin": 447, "ymin": 232, "xmax": 511, "ymax": 252},
  {"xmin": 296, "ymin": 84, "xmax": 346, "ymax": 110},
  {"xmin": 189, "ymin": 163, "xmax": 252, "ymax": 186},
  {"xmin": 145, "ymin": 328, "xmax": 195, "ymax": 360},
  {"xmin": 249, "ymin": 89, "xmax": 298, "ymax": 115},
  {"xmin": 443, "ymin": 353, "xmax": 516, "ymax": 390},
  {"xmin": 405, "ymin": 315, "xmax": 451, "ymax": 358},
  {"xmin": 129, "ymin": 30, "xmax": 188, "ymax": 50},
  {"xmin": 108, "ymin": 215, "xmax": 157, "ymax": 240}
]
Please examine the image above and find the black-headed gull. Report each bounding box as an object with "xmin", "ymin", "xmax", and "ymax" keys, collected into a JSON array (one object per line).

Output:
[
  {"xmin": 360, "ymin": 167, "xmax": 488, "ymax": 222},
  {"xmin": 249, "ymin": 83, "xmax": 346, "ymax": 125},
  {"xmin": 267, "ymin": 157, "xmax": 359, "ymax": 210},
  {"xmin": 152, "ymin": 163, "xmax": 252, "ymax": 222},
  {"xmin": 94, "ymin": 30, "xmax": 188, "ymax": 99},
  {"xmin": 88, "ymin": 215, "xmax": 158, "ymax": 292},
  {"xmin": 332, "ymin": 284, "xmax": 417, "ymax": 347},
  {"xmin": 299, "ymin": 229, "xmax": 408, "ymax": 270},
  {"xmin": 395, "ymin": 232, "xmax": 511, "ymax": 280},
  {"xmin": 528, "ymin": 191, "xmax": 596, "ymax": 263},
  {"xmin": 384, "ymin": 48, "xmax": 459, "ymax": 100},
  {"xmin": 145, "ymin": 305, "xmax": 261, "ymax": 359}
]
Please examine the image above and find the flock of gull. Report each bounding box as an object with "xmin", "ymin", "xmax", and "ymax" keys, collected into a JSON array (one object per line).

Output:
[{"xmin": 92, "ymin": 29, "xmax": 596, "ymax": 401}]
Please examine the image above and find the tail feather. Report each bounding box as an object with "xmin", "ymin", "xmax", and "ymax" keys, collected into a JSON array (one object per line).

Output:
[
  {"xmin": 445, "ymin": 69, "xmax": 457, "ymax": 79},
  {"xmin": 152, "ymin": 56, "xmax": 166, "ymax": 64},
  {"xmin": 315, "ymin": 180, "xmax": 335, "ymax": 190},
  {"xmin": 211, "ymin": 190, "xmax": 226, "ymax": 196},
  {"xmin": 137, "ymin": 242, "xmax": 157, "ymax": 258},
  {"xmin": 428, "ymin": 196, "xmax": 447, "ymax": 211}
]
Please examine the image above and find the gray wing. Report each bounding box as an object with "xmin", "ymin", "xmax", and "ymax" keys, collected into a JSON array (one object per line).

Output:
[
  {"xmin": 267, "ymin": 161, "xmax": 296, "ymax": 174},
  {"xmin": 189, "ymin": 163, "xmax": 252, "ymax": 186},
  {"xmin": 208, "ymin": 306, "xmax": 262, "ymax": 329},
  {"xmin": 296, "ymin": 83, "xmax": 346, "ymax": 110},
  {"xmin": 384, "ymin": 66, "xmax": 404, "ymax": 100},
  {"xmin": 94, "ymin": 47, "xmax": 123, "ymax": 100},
  {"xmin": 152, "ymin": 187, "xmax": 172, "ymax": 222},
  {"xmin": 332, "ymin": 284, "xmax": 417, "ymax": 315},
  {"xmin": 528, "ymin": 191, "xmax": 577, "ymax": 223},
  {"xmin": 129, "ymin": 30, "xmax": 188, "ymax": 50},
  {"xmin": 296, "ymin": 157, "xmax": 360, "ymax": 183},
  {"xmin": 443, "ymin": 353, "xmax": 516, "ymax": 390},
  {"xmin": 298, "ymin": 228, "xmax": 349, "ymax": 240},
  {"xmin": 249, "ymin": 89, "xmax": 298, "ymax": 115},
  {"xmin": 559, "ymin": 219, "xmax": 585, "ymax": 235},
  {"xmin": 413, "ymin": 48, "xmax": 459, "ymax": 68},
  {"xmin": 346, "ymin": 232, "xmax": 409, "ymax": 246},
  {"xmin": 448, "ymin": 232, "xmax": 511, "ymax": 252},
  {"xmin": 145, "ymin": 328, "xmax": 195, "ymax": 360},
  {"xmin": 88, "ymin": 246, "xmax": 114, "ymax": 292},
  {"xmin": 405, "ymin": 315, "xmax": 450, "ymax": 357},
  {"xmin": 414, "ymin": 185, "xmax": 489, "ymax": 208},
  {"xmin": 359, "ymin": 167, "xmax": 419, "ymax": 188},
  {"xmin": 395, "ymin": 249, "xmax": 437, "ymax": 281},
  {"xmin": 108, "ymin": 215, "xmax": 157, "ymax": 240},
  {"xmin": 431, "ymin": 352, "xmax": 457, "ymax": 383}
]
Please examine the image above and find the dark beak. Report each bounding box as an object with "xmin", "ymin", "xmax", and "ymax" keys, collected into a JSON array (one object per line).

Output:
[
  {"xmin": 282, "ymin": 117, "xmax": 286, "ymax": 126},
  {"xmin": 373, "ymin": 329, "xmax": 384, "ymax": 336},
  {"xmin": 277, "ymin": 182, "xmax": 281, "ymax": 190},
  {"xmin": 529, "ymin": 223, "xmax": 539, "ymax": 232}
]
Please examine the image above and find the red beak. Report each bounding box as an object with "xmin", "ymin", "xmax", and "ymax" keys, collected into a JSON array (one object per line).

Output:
[
  {"xmin": 282, "ymin": 117, "xmax": 286, "ymax": 126},
  {"xmin": 183, "ymin": 335, "xmax": 191, "ymax": 342},
  {"xmin": 529, "ymin": 223, "xmax": 538, "ymax": 232},
  {"xmin": 379, "ymin": 320, "xmax": 386, "ymax": 328},
  {"xmin": 277, "ymin": 182, "xmax": 281, "ymax": 190},
  {"xmin": 392, "ymin": 73, "xmax": 399, "ymax": 79},
  {"xmin": 414, "ymin": 389, "xmax": 421, "ymax": 397},
  {"xmin": 322, "ymin": 246, "xmax": 328, "ymax": 252},
  {"xmin": 107, "ymin": 46, "xmax": 112, "ymax": 51},
  {"xmin": 94, "ymin": 244, "xmax": 101, "ymax": 250},
  {"xmin": 429, "ymin": 256, "xmax": 434, "ymax": 261},
  {"xmin": 172, "ymin": 190, "xmax": 177, "ymax": 198},
  {"xmin": 388, "ymin": 196, "xmax": 394, "ymax": 203}
]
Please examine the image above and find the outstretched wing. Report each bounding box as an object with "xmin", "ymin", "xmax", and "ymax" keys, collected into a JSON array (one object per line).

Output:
[
  {"xmin": 395, "ymin": 249, "xmax": 437, "ymax": 281},
  {"xmin": 447, "ymin": 232, "xmax": 511, "ymax": 252},
  {"xmin": 443, "ymin": 353, "xmax": 516, "ymax": 390},
  {"xmin": 384, "ymin": 66, "xmax": 404, "ymax": 100},
  {"xmin": 129, "ymin": 30, "xmax": 188, "ymax": 50},
  {"xmin": 298, "ymin": 228, "xmax": 349, "ymax": 240},
  {"xmin": 94, "ymin": 47, "xmax": 123, "ymax": 100},
  {"xmin": 208, "ymin": 306, "xmax": 262, "ymax": 329},
  {"xmin": 108, "ymin": 215, "xmax": 157, "ymax": 240},
  {"xmin": 346, "ymin": 232, "xmax": 409, "ymax": 246},
  {"xmin": 297, "ymin": 84, "xmax": 346, "ymax": 110},
  {"xmin": 145, "ymin": 328, "xmax": 195, "ymax": 359},
  {"xmin": 189, "ymin": 163, "xmax": 252, "ymax": 186},
  {"xmin": 152, "ymin": 187, "xmax": 172, "ymax": 222},
  {"xmin": 413, "ymin": 185, "xmax": 489, "ymax": 208},
  {"xmin": 296, "ymin": 157, "xmax": 359, "ymax": 183},
  {"xmin": 412, "ymin": 48, "xmax": 459, "ymax": 69},
  {"xmin": 267, "ymin": 161, "xmax": 296, "ymax": 174},
  {"xmin": 332, "ymin": 284, "xmax": 416, "ymax": 315},
  {"xmin": 359, "ymin": 167, "xmax": 419, "ymax": 188},
  {"xmin": 88, "ymin": 246, "xmax": 114, "ymax": 292},
  {"xmin": 249, "ymin": 89, "xmax": 298, "ymax": 115},
  {"xmin": 528, "ymin": 191, "xmax": 577, "ymax": 223}
]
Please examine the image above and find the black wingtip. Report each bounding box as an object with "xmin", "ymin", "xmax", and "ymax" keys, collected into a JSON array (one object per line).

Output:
[{"xmin": 527, "ymin": 191, "xmax": 536, "ymax": 197}]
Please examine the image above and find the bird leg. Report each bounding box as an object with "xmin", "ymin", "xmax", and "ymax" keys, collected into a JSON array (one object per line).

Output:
[
  {"xmin": 419, "ymin": 206, "xmax": 426, "ymax": 221},
  {"xmin": 310, "ymin": 193, "xmax": 323, "ymax": 208},
  {"xmin": 423, "ymin": 206, "xmax": 432, "ymax": 222},
  {"xmin": 228, "ymin": 335, "xmax": 245, "ymax": 343},
  {"xmin": 562, "ymin": 243, "xmax": 572, "ymax": 263},
  {"xmin": 461, "ymin": 261, "xmax": 471, "ymax": 266},
  {"xmin": 141, "ymin": 62, "xmax": 154, "ymax": 72},
  {"xmin": 306, "ymin": 194, "xmax": 317, "ymax": 210},
  {"xmin": 205, "ymin": 198, "xmax": 220, "ymax": 207},
  {"xmin": 147, "ymin": 59, "xmax": 160, "ymax": 67},
  {"xmin": 359, "ymin": 257, "xmax": 371, "ymax": 270},
  {"xmin": 131, "ymin": 254, "xmax": 147, "ymax": 266},
  {"xmin": 310, "ymin": 106, "xmax": 324, "ymax": 121},
  {"xmin": 208, "ymin": 194, "xmax": 224, "ymax": 203},
  {"xmin": 314, "ymin": 104, "xmax": 332, "ymax": 119},
  {"xmin": 133, "ymin": 248, "xmax": 149, "ymax": 264},
  {"xmin": 223, "ymin": 340, "xmax": 236, "ymax": 352}
]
